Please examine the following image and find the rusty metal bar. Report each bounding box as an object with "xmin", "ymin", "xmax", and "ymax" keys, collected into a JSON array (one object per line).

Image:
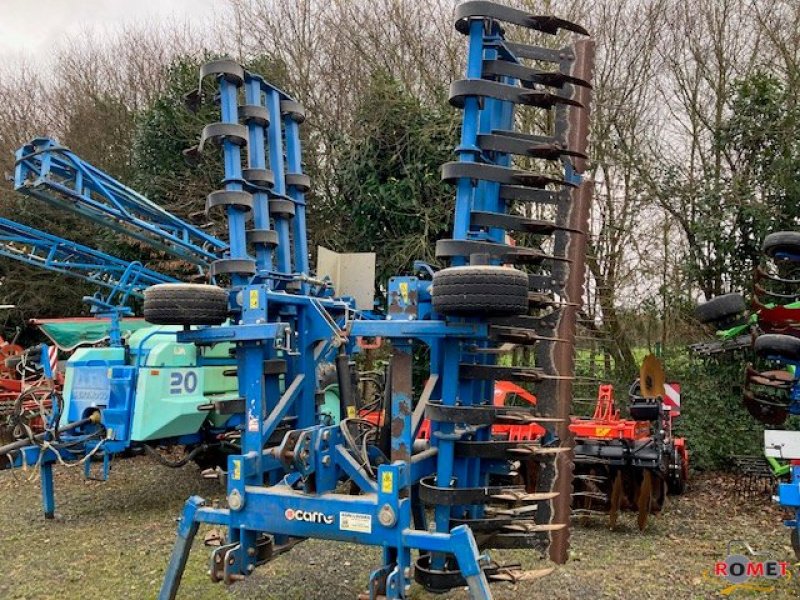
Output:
[{"xmin": 535, "ymin": 38, "xmax": 596, "ymax": 564}]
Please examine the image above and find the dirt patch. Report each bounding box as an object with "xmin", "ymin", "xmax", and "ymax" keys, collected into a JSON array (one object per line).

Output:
[{"xmin": 0, "ymin": 461, "xmax": 797, "ymax": 599}]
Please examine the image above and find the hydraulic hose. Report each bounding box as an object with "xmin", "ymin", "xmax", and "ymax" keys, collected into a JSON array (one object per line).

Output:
[{"xmin": 0, "ymin": 411, "xmax": 100, "ymax": 458}]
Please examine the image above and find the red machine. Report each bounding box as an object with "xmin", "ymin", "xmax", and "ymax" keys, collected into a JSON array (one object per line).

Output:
[
  {"xmin": 569, "ymin": 355, "xmax": 688, "ymax": 530},
  {"xmin": 0, "ymin": 344, "xmax": 61, "ymax": 445},
  {"xmin": 361, "ymin": 380, "xmax": 545, "ymax": 442},
  {"xmin": 568, "ymin": 384, "xmax": 650, "ymax": 441},
  {"xmin": 415, "ymin": 381, "xmax": 545, "ymax": 441}
]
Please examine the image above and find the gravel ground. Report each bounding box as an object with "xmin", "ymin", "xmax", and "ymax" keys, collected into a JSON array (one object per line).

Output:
[{"xmin": 1, "ymin": 458, "xmax": 798, "ymax": 599}]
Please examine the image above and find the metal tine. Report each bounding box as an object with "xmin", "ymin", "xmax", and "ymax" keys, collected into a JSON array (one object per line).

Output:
[
  {"xmin": 449, "ymin": 79, "xmax": 584, "ymax": 112},
  {"xmin": 491, "ymin": 490, "xmax": 559, "ymax": 502},
  {"xmin": 505, "ymin": 445, "xmax": 538, "ymax": 456},
  {"xmin": 529, "ymin": 447, "xmax": 570, "ymax": 456},
  {"xmin": 571, "ymin": 491, "xmax": 607, "ymax": 501},
  {"xmin": 454, "ymin": 1, "xmax": 589, "ymax": 36},
  {"xmin": 476, "ymin": 134, "xmax": 589, "ymax": 166},
  {"xmin": 489, "ymin": 327, "xmax": 568, "ymax": 343},
  {"xmin": 498, "ymin": 413, "xmax": 565, "ymax": 423},
  {"xmin": 522, "ymin": 90, "xmax": 583, "ymax": 110},
  {"xmin": 482, "ymin": 60, "xmax": 592, "ymax": 91},
  {"xmin": 502, "ymin": 522, "xmax": 567, "ymax": 533},
  {"xmin": 573, "ymin": 456, "xmax": 608, "ymax": 465},
  {"xmin": 442, "ymin": 161, "xmax": 579, "ymax": 189},
  {"xmin": 527, "ymin": 15, "xmax": 589, "ymax": 35},
  {"xmin": 574, "ymin": 474, "xmax": 606, "ymax": 483},
  {"xmin": 487, "ymin": 504, "xmax": 540, "ymax": 517},
  {"xmin": 184, "ymin": 58, "xmax": 245, "ymax": 113},
  {"xmin": 754, "ymin": 283, "xmax": 800, "ymax": 300},
  {"xmin": 755, "ymin": 265, "xmax": 800, "ymax": 285},
  {"xmin": 488, "ymin": 129, "xmax": 589, "ymax": 160},
  {"xmin": 571, "ymin": 508, "xmax": 609, "ymax": 517},
  {"xmin": 530, "ymin": 142, "xmax": 589, "ymax": 161}
]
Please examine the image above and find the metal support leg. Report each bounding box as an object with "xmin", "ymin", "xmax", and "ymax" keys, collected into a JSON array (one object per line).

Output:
[
  {"xmin": 40, "ymin": 462, "xmax": 55, "ymax": 519},
  {"xmin": 449, "ymin": 526, "xmax": 492, "ymax": 600},
  {"xmin": 158, "ymin": 496, "xmax": 204, "ymax": 600},
  {"xmin": 404, "ymin": 526, "xmax": 492, "ymax": 600}
]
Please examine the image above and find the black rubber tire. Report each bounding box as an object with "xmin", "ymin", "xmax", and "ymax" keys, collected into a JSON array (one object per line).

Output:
[
  {"xmin": 763, "ymin": 231, "xmax": 800, "ymax": 259},
  {"xmin": 144, "ymin": 283, "xmax": 228, "ymax": 325},
  {"xmin": 754, "ymin": 333, "xmax": 800, "ymax": 361},
  {"xmin": 431, "ymin": 266, "xmax": 529, "ymax": 316},
  {"xmin": 792, "ymin": 527, "xmax": 800, "ymax": 561},
  {"xmin": 694, "ymin": 293, "xmax": 746, "ymax": 325}
]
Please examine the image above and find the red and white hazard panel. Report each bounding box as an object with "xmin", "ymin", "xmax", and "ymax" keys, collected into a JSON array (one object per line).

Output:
[{"xmin": 663, "ymin": 382, "xmax": 681, "ymax": 415}]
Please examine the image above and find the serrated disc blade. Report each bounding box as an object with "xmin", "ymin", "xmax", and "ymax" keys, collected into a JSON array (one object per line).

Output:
[
  {"xmin": 609, "ymin": 471, "xmax": 623, "ymax": 529},
  {"xmin": 637, "ymin": 470, "xmax": 653, "ymax": 531}
]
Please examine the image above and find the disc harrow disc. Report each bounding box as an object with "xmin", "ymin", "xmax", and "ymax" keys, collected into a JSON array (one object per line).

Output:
[
  {"xmin": 609, "ymin": 470, "xmax": 623, "ymax": 529},
  {"xmin": 636, "ymin": 470, "xmax": 653, "ymax": 531}
]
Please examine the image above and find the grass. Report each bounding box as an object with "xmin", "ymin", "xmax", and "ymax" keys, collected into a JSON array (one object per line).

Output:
[{"xmin": 1, "ymin": 458, "xmax": 799, "ymax": 599}]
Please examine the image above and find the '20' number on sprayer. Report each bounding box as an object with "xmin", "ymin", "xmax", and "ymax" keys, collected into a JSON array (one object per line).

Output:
[{"xmin": 169, "ymin": 370, "xmax": 198, "ymax": 394}]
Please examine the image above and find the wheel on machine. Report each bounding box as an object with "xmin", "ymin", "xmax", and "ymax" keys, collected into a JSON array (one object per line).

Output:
[
  {"xmin": 792, "ymin": 527, "xmax": 800, "ymax": 561},
  {"xmin": 763, "ymin": 231, "xmax": 800, "ymax": 259},
  {"xmin": 753, "ymin": 333, "xmax": 800, "ymax": 361},
  {"xmin": 431, "ymin": 266, "xmax": 529, "ymax": 317},
  {"xmin": 144, "ymin": 283, "xmax": 228, "ymax": 326},
  {"xmin": 694, "ymin": 293, "xmax": 746, "ymax": 326}
]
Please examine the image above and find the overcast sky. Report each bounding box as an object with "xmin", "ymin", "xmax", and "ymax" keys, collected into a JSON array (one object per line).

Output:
[{"xmin": 0, "ymin": 0, "xmax": 218, "ymax": 58}]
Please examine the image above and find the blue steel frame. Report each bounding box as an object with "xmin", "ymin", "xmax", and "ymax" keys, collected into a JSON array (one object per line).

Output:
[
  {"xmin": 0, "ymin": 216, "xmax": 175, "ymax": 300},
  {"xmin": 0, "ymin": 3, "xmax": 593, "ymax": 595},
  {"xmin": 778, "ymin": 465, "xmax": 800, "ymax": 546},
  {"xmin": 2, "ymin": 74, "xmax": 322, "ymax": 529},
  {"xmin": 160, "ymin": 9, "xmax": 582, "ymax": 591},
  {"xmin": 156, "ymin": 50, "xmax": 503, "ymax": 597},
  {"xmin": 14, "ymin": 137, "xmax": 227, "ymax": 267},
  {"xmin": 249, "ymin": 73, "xmax": 311, "ymax": 284},
  {"xmin": 0, "ymin": 215, "xmax": 178, "ymax": 345}
]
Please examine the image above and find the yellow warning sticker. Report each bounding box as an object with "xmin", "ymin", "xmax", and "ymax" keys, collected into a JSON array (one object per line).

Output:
[
  {"xmin": 595, "ymin": 427, "xmax": 612, "ymax": 437},
  {"xmin": 347, "ymin": 406, "xmax": 357, "ymax": 418},
  {"xmin": 232, "ymin": 459, "xmax": 241, "ymax": 480},
  {"xmin": 249, "ymin": 289, "xmax": 259, "ymax": 309},
  {"xmin": 381, "ymin": 471, "xmax": 394, "ymax": 494},
  {"xmin": 399, "ymin": 282, "xmax": 409, "ymax": 303}
]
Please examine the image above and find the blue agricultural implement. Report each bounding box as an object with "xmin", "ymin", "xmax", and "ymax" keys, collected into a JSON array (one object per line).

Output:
[
  {"xmin": 0, "ymin": 3, "xmax": 595, "ymax": 598},
  {"xmin": 148, "ymin": 3, "xmax": 596, "ymax": 599}
]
